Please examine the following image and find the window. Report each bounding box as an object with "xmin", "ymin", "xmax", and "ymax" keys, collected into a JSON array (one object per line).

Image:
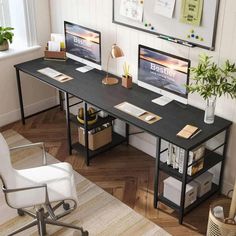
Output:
[{"xmin": 0, "ymin": 0, "xmax": 37, "ymax": 48}]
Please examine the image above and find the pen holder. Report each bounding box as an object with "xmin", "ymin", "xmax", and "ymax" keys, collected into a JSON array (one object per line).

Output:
[{"xmin": 122, "ymin": 75, "xmax": 132, "ymax": 89}]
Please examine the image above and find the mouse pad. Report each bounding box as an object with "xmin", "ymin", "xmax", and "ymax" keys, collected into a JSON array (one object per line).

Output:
[{"xmin": 115, "ymin": 102, "xmax": 162, "ymax": 124}]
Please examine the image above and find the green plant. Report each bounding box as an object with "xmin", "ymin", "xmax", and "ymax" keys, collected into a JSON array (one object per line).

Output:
[
  {"xmin": 187, "ymin": 54, "xmax": 236, "ymax": 100},
  {"xmin": 0, "ymin": 27, "xmax": 14, "ymax": 45},
  {"xmin": 123, "ymin": 62, "xmax": 131, "ymax": 78}
]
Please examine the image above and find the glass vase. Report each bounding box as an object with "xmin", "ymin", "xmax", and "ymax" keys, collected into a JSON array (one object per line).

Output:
[{"xmin": 204, "ymin": 96, "xmax": 216, "ymax": 124}]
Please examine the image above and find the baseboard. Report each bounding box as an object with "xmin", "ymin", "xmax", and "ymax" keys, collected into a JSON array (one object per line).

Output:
[{"xmin": 0, "ymin": 96, "xmax": 58, "ymax": 127}]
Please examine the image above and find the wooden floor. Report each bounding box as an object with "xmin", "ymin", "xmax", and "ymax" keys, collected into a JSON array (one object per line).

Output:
[{"xmin": 0, "ymin": 108, "xmax": 223, "ymax": 236}]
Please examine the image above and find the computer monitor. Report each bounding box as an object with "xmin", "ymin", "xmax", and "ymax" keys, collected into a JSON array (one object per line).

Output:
[
  {"xmin": 138, "ymin": 45, "xmax": 191, "ymax": 105},
  {"xmin": 64, "ymin": 21, "xmax": 102, "ymax": 72}
]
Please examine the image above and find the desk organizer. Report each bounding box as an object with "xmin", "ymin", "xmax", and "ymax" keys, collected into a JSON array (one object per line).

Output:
[
  {"xmin": 78, "ymin": 126, "xmax": 112, "ymax": 151},
  {"xmin": 44, "ymin": 48, "xmax": 66, "ymax": 60}
]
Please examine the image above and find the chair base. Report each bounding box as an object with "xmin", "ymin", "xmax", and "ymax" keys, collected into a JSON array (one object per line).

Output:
[{"xmin": 9, "ymin": 204, "xmax": 88, "ymax": 236}]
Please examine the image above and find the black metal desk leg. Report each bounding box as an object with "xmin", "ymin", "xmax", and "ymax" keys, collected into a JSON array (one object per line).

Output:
[
  {"xmin": 15, "ymin": 69, "xmax": 25, "ymax": 125},
  {"xmin": 219, "ymin": 128, "xmax": 231, "ymax": 193},
  {"xmin": 84, "ymin": 102, "xmax": 90, "ymax": 166},
  {"xmin": 179, "ymin": 150, "xmax": 189, "ymax": 224},
  {"xmin": 125, "ymin": 123, "xmax": 129, "ymax": 145},
  {"xmin": 64, "ymin": 92, "xmax": 72, "ymax": 155},
  {"xmin": 154, "ymin": 137, "xmax": 161, "ymax": 208},
  {"xmin": 59, "ymin": 91, "xmax": 64, "ymax": 111}
]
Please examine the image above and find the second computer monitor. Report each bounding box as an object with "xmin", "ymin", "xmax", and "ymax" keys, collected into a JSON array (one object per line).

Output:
[
  {"xmin": 64, "ymin": 21, "xmax": 102, "ymax": 71},
  {"xmin": 138, "ymin": 45, "xmax": 191, "ymax": 105}
]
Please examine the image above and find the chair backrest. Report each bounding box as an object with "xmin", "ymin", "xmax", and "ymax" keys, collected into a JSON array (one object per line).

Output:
[{"xmin": 0, "ymin": 133, "xmax": 14, "ymax": 186}]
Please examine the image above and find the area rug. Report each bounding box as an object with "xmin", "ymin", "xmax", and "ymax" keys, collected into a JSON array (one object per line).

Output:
[{"xmin": 0, "ymin": 130, "xmax": 171, "ymax": 236}]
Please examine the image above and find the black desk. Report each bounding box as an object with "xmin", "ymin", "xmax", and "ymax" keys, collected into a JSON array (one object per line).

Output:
[{"xmin": 14, "ymin": 58, "xmax": 232, "ymax": 224}]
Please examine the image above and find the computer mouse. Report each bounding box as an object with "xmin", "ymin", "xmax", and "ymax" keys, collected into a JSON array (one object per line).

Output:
[{"xmin": 145, "ymin": 115, "xmax": 155, "ymax": 121}]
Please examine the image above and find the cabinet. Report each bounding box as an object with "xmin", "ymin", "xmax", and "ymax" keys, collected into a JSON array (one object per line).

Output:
[{"xmin": 154, "ymin": 129, "xmax": 231, "ymax": 224}]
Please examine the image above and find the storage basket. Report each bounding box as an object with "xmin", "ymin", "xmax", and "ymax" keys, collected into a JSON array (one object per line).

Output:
[{"xmin": 207, "ymin": 199, "xmax": 236, "ymax": 236}]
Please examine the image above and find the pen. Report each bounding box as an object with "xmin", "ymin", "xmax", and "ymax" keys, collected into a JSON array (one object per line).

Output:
[{"xmin": 190, "ymin": 129, "xmax": 202, "ymax": 139}]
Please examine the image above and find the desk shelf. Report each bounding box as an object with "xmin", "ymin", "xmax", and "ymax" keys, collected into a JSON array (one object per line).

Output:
[
  {"xmin": 70, "ymin": 114, "xmax": 116, "ymax": 131},
  {"xmin": 158, "ymin": 183, "xmax": 219, "ymax": 215},
  {"xmin": 72, "ymin": 132, "xmax": 126, "ymax": 159},
  {"xmin": 159, "ymin": 149, "xmax": 223, "ymax": 183},
  {"xmin": 155, "ymin": 129, "xmax": 230, "ymax": 225}
]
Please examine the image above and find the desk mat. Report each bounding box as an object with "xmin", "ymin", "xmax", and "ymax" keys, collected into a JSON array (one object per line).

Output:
[
  {"xmin": 38, "ymin": 67, "xmax": 74, "ymax": 83},
  {"xmin": 115, "ymin": 102, "xmax": 162, "ymax": 124}
]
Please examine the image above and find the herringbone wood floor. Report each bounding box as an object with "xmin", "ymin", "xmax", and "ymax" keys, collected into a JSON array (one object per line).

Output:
[{"xmin": 0, "ymin": 108, "xmax": 223, "ymax": 236}]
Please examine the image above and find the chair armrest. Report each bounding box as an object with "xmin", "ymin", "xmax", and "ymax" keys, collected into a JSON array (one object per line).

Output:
[
  {"xmin": 10, "ymin": 142, "xmax": 47, "ymax": 165},
  {"xmin": 2, "ymin": 184, "xmax": 50, "ymax": 205}
]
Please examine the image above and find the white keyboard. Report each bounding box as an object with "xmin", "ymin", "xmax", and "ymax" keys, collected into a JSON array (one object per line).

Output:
[{"xmin": 118, "ymin": 102, "xmax": 146, "ymax": 117}]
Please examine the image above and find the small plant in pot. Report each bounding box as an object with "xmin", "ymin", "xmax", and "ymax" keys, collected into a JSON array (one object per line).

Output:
[
  {"xmin": 0, "ymin": 27, "xmax": 14, "ymax": 51},
  {"xmin": 187, "ymin": 54, "xmax": 236, "ymax": 124},
  {"xmin": 122, "ymin": 62, "xmax": 132, "ymax": 89}
]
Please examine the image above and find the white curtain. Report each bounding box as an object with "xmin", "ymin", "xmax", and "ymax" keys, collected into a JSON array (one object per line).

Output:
[
  {"xmin": 0, "ymin": 0, "xmax": 11, "ymax": 26},
  {"xmin": 0, "ymin": 0, "xmax": 37, "ymax": 47}
]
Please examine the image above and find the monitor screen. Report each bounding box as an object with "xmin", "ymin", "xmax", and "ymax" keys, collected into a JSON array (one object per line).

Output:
[
  {"xmin": 64, "ymin": 21, "xmax": 101, "ymax": 69},
  {"xmin": 138, "ymin": 45, "xmax": 190, "ymax": 103}
]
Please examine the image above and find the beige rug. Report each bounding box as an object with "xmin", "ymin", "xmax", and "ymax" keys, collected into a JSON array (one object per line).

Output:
[{"xmin": 0, "ymin": 130, "xmax": 171, "ymax": 236}]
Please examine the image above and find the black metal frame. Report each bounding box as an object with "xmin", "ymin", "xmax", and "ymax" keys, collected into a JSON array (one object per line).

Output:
[{"xmin": 154, "ymin": 127, "xmax": 230, "ymax": 224}]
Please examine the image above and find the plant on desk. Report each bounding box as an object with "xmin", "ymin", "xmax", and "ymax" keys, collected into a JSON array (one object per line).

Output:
[
  {"xmin": 122, "ymin": 62, "xmax": 132, "ymax": 89},
  {"xmin": 0, "ymin": 26, "xmax": 14, "ymax": 51},
  {"xmin": 187, "ymin": 54, "xmax": 236, "ymax": 124}
]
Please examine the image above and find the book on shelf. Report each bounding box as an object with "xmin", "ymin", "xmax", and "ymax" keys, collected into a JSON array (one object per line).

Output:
[{"xmin": 166, "ymin": 143, "xmax": 205, "ymax": 176}]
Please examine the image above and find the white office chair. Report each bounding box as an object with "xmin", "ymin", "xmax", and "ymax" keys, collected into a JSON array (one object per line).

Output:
[{"xmin": 0, "ymin": 133, "xmax": 88, "ymax": 236}]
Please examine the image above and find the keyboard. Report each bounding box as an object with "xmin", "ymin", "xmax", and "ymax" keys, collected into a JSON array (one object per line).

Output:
[{"xmin": 118, "ymin": 102, "xmax": 146, "ymax": 117}]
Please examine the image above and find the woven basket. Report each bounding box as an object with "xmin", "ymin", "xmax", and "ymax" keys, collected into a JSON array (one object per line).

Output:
[{"xmin": 207, "ymin": 199, "xmax": 236, "ymax": 236}]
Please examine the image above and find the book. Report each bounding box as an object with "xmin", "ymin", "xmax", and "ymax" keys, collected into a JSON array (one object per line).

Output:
[
  {"xmin": 177, "ymin": 125, "xmax": 200, "ymax": 139},
  {"xmin": 178, "ymin": 145, "xmax": 205, "ymax": 175},
  {"xmin": 167, "ymin": 142, "xmax": 173, "ymax": 165}
]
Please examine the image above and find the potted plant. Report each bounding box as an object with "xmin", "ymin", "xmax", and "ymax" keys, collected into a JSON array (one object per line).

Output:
[
  {"xmin": 122, "ymin": 62, "xmax": 132, "ymax": 89},
  {"xmin": 0, "ymin": 27, "xmax": 14, "ymax": 51},
  {"xmin": 187, "ymin": 54, "xmax": 236, "ymax": 124}
]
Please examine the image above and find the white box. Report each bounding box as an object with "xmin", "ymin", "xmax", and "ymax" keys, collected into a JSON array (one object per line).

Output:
[
  {"xmin": 163, "ymin": 177, "xmax": 198, "ymax": 208},
  {"xmin": 194, "ymin": 172, "xmax": 213, "ymax": 197}
]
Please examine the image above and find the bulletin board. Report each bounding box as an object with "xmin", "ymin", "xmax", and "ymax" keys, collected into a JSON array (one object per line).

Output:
[{"xmin": 112, "ymin": 0, "xmax": 220, "ymax": 50}]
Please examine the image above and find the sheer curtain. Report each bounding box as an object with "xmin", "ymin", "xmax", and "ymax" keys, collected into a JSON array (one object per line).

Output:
[{"xmin": 0, "ymin": 0, "xmax": 37, "ymax": 48}]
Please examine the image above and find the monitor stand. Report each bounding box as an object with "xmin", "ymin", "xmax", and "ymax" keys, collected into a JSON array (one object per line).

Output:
[
  {"xmin": 152, "ymin": 96, "xmax": 173, "ymax": 106},
  {"xmin": 76, "ymin": 65, "xmax": 94, "ymax": 73}
]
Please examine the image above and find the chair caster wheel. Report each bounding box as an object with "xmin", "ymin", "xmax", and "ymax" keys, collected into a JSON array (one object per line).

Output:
[
  {"xmin": 17, "ymin": 209, "xmax": 25, "ymax": 216},
  {"xmin": 82, "ymin": 231, "xmax": 89, "ymax": 236},
  {"xmin": 63, "ymin": 202, "xmax": 70, "ymax": 210}
]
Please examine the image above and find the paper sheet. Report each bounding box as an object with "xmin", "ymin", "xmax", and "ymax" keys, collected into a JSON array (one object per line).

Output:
[
  {"xmin": 154, "ymin": 0, "xmax": 176, "ymax": 18},
  {"xmin": 180, "ymin": 0, "xmax": 203, "ymax": 26},
  {"xmin": 120, "ymin": 0, "xmax": 144, "ymax": 22}
]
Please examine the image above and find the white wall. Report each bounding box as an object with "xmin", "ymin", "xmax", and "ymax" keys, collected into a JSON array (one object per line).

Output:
[
  {"xmin": 49, "ymin": 0, "xmax": 236, "ymax": 193},
  {"xmin": 0, "ymin": 0, "xmax": 57, "ymax": 127}
]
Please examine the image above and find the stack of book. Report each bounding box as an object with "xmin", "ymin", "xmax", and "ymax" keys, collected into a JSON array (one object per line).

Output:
[{"xmin": 167, "ymin": 143, "xmax": 205, "ymax": 176}]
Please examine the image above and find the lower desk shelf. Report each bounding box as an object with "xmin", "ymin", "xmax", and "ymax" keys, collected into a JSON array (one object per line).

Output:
[
  {"xmin": 158, "ymin": 183, "xmax": 219, "ymax": 215},
  {"xmin": 72, "ymin": 132, "xmax": 126, "ymax": 158}
]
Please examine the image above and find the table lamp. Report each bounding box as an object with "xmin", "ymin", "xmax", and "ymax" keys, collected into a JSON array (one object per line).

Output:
[{"xmin": 102, "ymin": 44, "xmax": 124, "ymax": 85}]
